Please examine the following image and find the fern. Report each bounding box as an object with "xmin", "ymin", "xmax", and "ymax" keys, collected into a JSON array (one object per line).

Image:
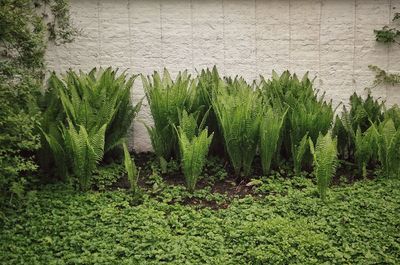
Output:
[
  {"xmin": 259, "ymin": 107, "xmax": 288, "ymax": 175},
  {"xmin": 260, "ymin": 71, "xmax": 334, "ymax": 174},
  {"xmin": 191, "ymin": 66, "xmax": 224, "ymax": 154},
  {"xmin": 333, "ymin": 92, "xmax": 384, "ymax": 160},
  {"xmin": 61, "ymin": 121, "xmax": 106, "ymax": 190},
  {"xmin": 142, "ymin": 69, "xmax": 193, "ymax": 172},
  {"xmin": 122, "ymin": 142, "xmax": 139, "ymax": 193},
  {"xmin": 212, "ymin": 77, "xmax": 262, "ymax": 177},
  {"xmin": 354, "ymin": 127, "xmax": 378, "ymax": 177},
  {"xmin": 176, "ymin": 111, "xmax": 213, "ymax": 191},
  {"xmin": 372, "ymin": 119, "xmax": 400, "ymax": 178},
  {"xmin": 309, "ymin": 132, "xmax": 338, "ymax": 201},
  {"xmin": 40, "ymin": 67, "xmax": 141, "ymax": 179}
]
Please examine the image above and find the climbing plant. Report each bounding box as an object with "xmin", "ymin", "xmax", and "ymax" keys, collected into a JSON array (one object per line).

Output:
[
  {"xmin": 370, "ymin": 12, "xmax": 400, "ymax": 86},
  {"xmin": 0, "ymin": 0, "xmax": 76, "ymax": 201}
]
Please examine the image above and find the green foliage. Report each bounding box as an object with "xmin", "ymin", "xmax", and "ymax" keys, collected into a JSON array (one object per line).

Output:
[
  {"xmin": 176, "ymin": 111, "xmax": 213, "ymax": 191},
  {"xmin": 385, "ymin": 104, "xmax": 400, "ymax": 128},
  {"xmin": 40, "ymin": 68, "xmax": 141, "ymax": 181},
  {"xmin": 92, "ymin": 163, "xmax": 124, "ymax": 191},
  {"xmin": 333, "ymin": 92, "xmax": 384, "ymax": 160},
  {"xmin": 142, "ymin": 69, "xmax": 193, "ymax": 171},
  {"xmin": 191, "ymin": 67, "xmax": 224, "ymax": 154},
  {"xmin": 0, "ymin": 0, "xmax": 74, "ymax": 200},
  {"xmin": 261, "ymin": 71, "xmax": 334, "ymax": 174},
  {"xmin": 372, "ymin": 119, "xmax": 400, "ymax": 178},
  {"xmin": 369, "ymin": 65, "xmax": 400, "ymax": 86},
  {"xmin": 259, "ymin": 107, "xmax": 288, "ymax": 174},
  {"xmin": 1, "ymin": 177, "xmax": 399, "ymax": 264},
  {"xmin": 212, "ymin": 78, "xmax": 262, "ymax": 177},
  {"xmin": 371, "ymin": 12, "xmax": 400, "ymax": 85},
  {"xmin": 123, "ymin": 143, "xmax": 139, "ymax": 193},
  {"xmin": 309, "ymin": 132, "xmax": 338, "ymax": 201},
  {"xmin": 354, "ymin": 127, "xmax": 378, "ymax": 177},
  {"xmin": 43, "ymin": 122, "xmax": 107, "ymax": 190},
  {"xmin": 373, "ymin": 13, "xmax": 400, "ymax": 43}
]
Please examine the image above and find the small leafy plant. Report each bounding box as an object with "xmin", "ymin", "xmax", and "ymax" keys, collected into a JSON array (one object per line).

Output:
[
  {"xmin": 176, "ymin": 111, "xmax": 213, "ymax": 192},
  {"xmin": 309, "ymin": 132, "xmax": 338, "ymax": 201}
]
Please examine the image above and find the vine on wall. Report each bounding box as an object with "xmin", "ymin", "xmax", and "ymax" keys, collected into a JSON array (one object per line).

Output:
[
  {"xmin": 0, "ymin": 0, "xmax": 76, "ymax": 201},
  {"xmin": 370, "ymin": 12, "xmax": 400, "ymax": 86}
]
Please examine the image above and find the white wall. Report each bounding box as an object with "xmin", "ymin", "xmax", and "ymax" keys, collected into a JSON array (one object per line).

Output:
[{"xmin": 45, "ymin": 0, "xmax": 400, "ymax": 152}]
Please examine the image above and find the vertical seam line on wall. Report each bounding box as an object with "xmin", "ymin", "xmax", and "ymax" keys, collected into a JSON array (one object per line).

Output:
[
  {"xmin": 318, "ymin": 0, "xmax": 322, "ymax": 84},
  {"xmin": 289, "ymin": 0, "xmax": 291, "ymax": 70},
  {"xmin": 352, "ymin": 0, "xmax": 356, "ymax": 92},
  {"xmin": 388, "ymin": 0, "xmax": 391, "ymax": 71},
  {"xmin": 127, "ymin": 0, "xmax": 132, "ymax": 71},
  {"xmin": 160, "ymin": 1, "xmax": 163, "ymax": 68},
  {"xmin": 386, "ymin": 0, "xmax": 392, "ymax": 101},
  {"xmin": 97, "ymin": 0, "xmax": 101, "ymax": 65},
  {"xmin": 222, "ymin": 0, "xmax": 226, "ymax": 75},
  {"xmin": 190, "ymin": 0, "xmax": 194, "ymax": 73},
  {"xmin": 254, "ymin": 0, "xmax": 258, "ymax": 80}
]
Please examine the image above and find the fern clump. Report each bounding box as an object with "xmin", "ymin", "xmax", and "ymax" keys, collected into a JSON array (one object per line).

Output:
[
  {"xmin": 142, "ymin": 69, "xmax": 193, "ymax": 172},
  {"xmin": 309, "ymin": 132, "xmax": 338, "ymax": 201},
  {"xmin": 372, "ymin": 119, "xmax": 400, "ymax": 178},
  {"xmin": 259, "ymin": 107, "xmax": 288, "ymax": 175},
  {"xmin": 122, "ymin": 142, "xmax": 139, "ymax": 193},
  {"xmin": 261, "ymin": 71, "xmax": 334, "ymax": 175},
  {"xmin": 212, "ymin": 77, "xmax": 262, "ymax": 177},
  {"xmin": 176, "ymin": 111, "xmax": 213, "ymax": 191},
  {"xmin": 354, "ymin": 127, "xmax": 377, "ymax": 177},
  {"xmin": 191, "ymin": 67, "xmax": 225, "ymax": 155},
  {"xmin": 333, "ymin": 92, "xmax": 384, "ymax": 160},
  {"xmin": 40, "ymin": 68, "xmax": 140, "ymax": 188},
  {"xmin": 43, "ymin": 121, "xmax": 106, "ymax": 190}
]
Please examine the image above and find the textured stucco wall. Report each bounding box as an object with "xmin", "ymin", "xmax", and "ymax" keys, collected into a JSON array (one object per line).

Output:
[{"xmin": 45, "ymin": 0, "xmax": 400, "ymax": 152}]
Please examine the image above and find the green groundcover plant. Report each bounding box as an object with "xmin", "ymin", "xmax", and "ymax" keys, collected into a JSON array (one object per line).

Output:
[{"xmin": 0, "ymin": 176, "xmax": 399, "ymax": 264}]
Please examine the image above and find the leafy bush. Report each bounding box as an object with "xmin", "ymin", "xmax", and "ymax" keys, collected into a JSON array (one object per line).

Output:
[
  {"xmin": 142, "ymin": 69, "xmax": 193, "ymax": 172},
  {"xmin": 212, "ymin": 78, "xmax": 262, "ymax": 177},
  {"xmin": 0, "ymin": 77, "xmax": 41, "ymax": 200},
  {"xmin": 0, "ymin": 0, "xmax": 74, "ymax": 200},
  {"xmin": 40, "ymin": 68, "xmax": 140, "ymax": 188},
  {"xmin": 259, "ymin": 107, "xmax": 288, "ymax": 175},
  {"xmin": 309, "ymin": 132, "xmax": 338, "ymax": 201},
  {"xmin": 176, "ymin": 111, "xmax": 213, "ymax": 191}
]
